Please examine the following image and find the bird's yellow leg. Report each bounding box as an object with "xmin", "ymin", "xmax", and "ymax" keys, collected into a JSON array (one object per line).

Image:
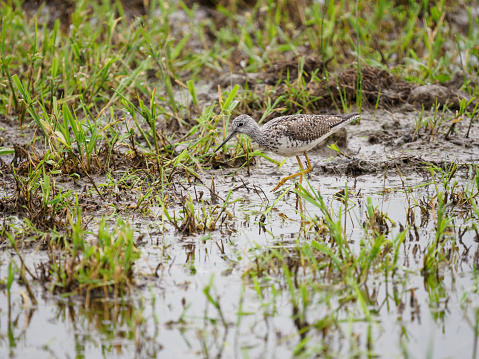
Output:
[
  {"xmin": 302, "ymin": 152, "xmax": 313, "ymax": 174},
  {"xmin": 295, "ymin": 156, "xmax": 305, "ymax": 214},
  {"xmin": 297, "ymin": 156, "xmax": 305, "ymax": 185},
  {"xmin": 271, "ymin": 154, "xmax": 312, "ymax": 192}
]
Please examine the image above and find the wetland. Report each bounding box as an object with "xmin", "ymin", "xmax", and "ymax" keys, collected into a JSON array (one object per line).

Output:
[{"xmin": 1, "ymin": 0, "xmax": 479, "ymax": 358}]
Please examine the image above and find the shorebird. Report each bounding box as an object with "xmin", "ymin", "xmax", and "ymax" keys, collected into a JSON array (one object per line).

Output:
[{"xmin": 214, "ymin": 113, "xmax": 360, "ymax": 191}]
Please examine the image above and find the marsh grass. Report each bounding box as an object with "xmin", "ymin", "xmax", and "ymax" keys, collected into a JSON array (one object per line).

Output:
[
  {"xmin": 40, "ymin": 215, "xmax": 140, "ymax": 301},
  {"xmin": 1, "ymin": 0, "xmax": 479, "ymax": 357},
  {"xmin": 1, "ymin": 0, "xmax": 477, "ymax": 184},
  {"xmin": 238, "ymin": 163, "xmax": 479, "ymax": 356}
]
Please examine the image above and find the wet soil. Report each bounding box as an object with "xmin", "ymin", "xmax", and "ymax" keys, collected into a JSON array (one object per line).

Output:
[
  {"xmin": 211, "ymin": 108, "xmax": 478, "ymax": 193},
  {"xmin": 1, "ymin": 1, "xmax": 479, "ymax": 358},
  {"xmin": 2, "ymin": 171, "xmax": 478, "ymax": 358}
]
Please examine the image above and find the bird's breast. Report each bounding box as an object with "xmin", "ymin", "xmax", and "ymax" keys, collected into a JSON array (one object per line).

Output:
[{"xmin": 259, "ymin": 134, "xmax": 320, "ymax": 157}]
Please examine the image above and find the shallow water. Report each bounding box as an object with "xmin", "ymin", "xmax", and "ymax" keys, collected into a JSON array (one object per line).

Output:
[{"xmin": 1, "ymin": 172, "xmax": 478, "ymax": 358}]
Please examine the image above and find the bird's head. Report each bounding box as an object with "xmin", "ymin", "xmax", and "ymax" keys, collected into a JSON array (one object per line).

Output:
[{"xmin": 214, "ymin": 115, "xmax": 258, "ymax": 153}]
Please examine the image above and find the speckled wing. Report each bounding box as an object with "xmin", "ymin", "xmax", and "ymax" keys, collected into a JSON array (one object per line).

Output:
[{"xmin": 265, "ymin": 114, "xmax": 347, "ymax": 142}]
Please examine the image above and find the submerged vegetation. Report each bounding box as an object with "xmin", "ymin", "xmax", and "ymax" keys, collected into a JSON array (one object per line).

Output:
[{"xmin": 1, "ymin": 0, "xmax": 479, "ymax": 357}]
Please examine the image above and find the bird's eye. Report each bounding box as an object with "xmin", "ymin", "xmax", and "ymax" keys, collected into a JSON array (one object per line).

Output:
[{"xmin": 237, "ymin": 122, "xmax": 244, "ymax": 127}]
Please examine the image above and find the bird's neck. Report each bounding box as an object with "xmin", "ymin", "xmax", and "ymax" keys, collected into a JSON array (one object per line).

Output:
[{"xmin": 248, "ymin": 123, "xmax": 266, "ymax": 146}]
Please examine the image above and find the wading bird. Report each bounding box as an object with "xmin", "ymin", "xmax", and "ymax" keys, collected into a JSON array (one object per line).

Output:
[{"xmin": 214, "ymin": 113, "xmax": 360, "ymax": 191}]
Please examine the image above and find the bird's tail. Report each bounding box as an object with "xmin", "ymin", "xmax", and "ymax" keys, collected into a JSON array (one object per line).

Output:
[{"xmin": 338, "ymin": 112, "xmax": 360, "ymax": 122}]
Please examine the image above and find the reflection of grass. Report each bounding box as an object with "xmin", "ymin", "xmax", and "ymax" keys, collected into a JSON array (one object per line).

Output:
[
  {"xmin": 240, "ymin": 169, "xmax": 479, "ymax": 357},
  {"xmin": 45, "ymin": 216, "xmax": 140, "ymax": 301},
  {"xmin": 5, "ymin": 211, "xmax": 140, "ymax": 303},
  {"xmin": 1, "ymin": 0, "xmax": 479, "ymax": 356}
]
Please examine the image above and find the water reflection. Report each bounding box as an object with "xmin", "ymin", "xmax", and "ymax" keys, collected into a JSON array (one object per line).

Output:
[{"xmin": 1, "ymin": 175, "xmax": 478, "ymax": 358}]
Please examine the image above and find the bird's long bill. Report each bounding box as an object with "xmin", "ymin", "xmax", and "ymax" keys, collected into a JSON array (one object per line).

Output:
[{"xmin": 214, "ymin": 131, "xmax": 237, "ymax": 153}]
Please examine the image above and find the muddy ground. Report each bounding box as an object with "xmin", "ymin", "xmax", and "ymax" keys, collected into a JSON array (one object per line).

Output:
[
  {"xmin": 2, "ymin": 105, "xmax": 478, "ymax": 215},
  {"xmin": 212, "ymin": 108, "xmax": 478, "ymax": 189},
  {"xmin": 1, "ymin": 0, "xmax": 479, "ymax": 358}
]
